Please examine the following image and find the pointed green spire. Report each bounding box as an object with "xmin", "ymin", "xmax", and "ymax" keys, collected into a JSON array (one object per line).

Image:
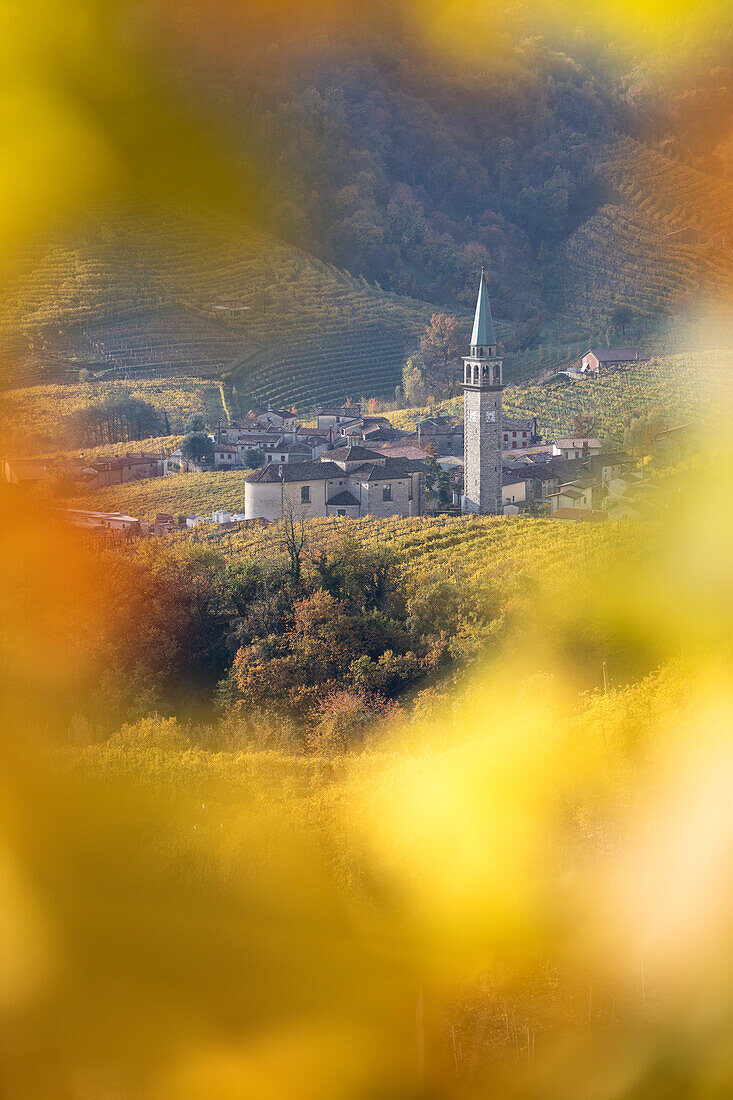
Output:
[{"xmin": 471, "ymin": 267, "xmax": 496, "ymax": 348}]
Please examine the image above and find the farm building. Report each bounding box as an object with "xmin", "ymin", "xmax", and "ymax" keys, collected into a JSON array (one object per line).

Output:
[
  {"xmin": 581, "ymin": 347, "xmax": 649, "ymax": 374},
  {"xmin": 64, "ymin": 509, "xmax": 141, "ymax": 534}
]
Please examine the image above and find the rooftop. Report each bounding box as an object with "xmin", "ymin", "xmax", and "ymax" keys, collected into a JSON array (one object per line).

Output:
[
  {"xmin": 244, "ymin": 455, "xmax": 425, "ymax": 485},
  {"xmin": 586, "ymin": 347, "xmax": 649, "ymax": 363},
  {"xmin": 554, "ymin": 437, "xmax": 603, "ymax": 450},
  {"xmin": 326, "ymin": 445, "xmax": 385, "ymax": 463},
  {"xmin": 471, "ymin": 268, "xmax": 497, "ymax": 347}
]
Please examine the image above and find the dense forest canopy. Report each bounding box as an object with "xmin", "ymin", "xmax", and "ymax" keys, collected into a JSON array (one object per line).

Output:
[{"xmin": 133, "ymin": 0, "xmax": 733, "ymax": 329}]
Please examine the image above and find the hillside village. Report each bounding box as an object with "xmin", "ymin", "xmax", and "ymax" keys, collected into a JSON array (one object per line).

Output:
[{"xmin": 2, "ymin": 280, "xmax": 696, "ymax": 537}]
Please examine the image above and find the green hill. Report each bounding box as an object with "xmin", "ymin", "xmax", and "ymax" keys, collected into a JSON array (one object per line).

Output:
[{"xmin": 0, "ymin": 209, "xmax": 434, "ymax": 408}]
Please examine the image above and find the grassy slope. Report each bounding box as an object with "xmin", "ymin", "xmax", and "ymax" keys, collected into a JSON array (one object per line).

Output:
[
  {"xmin": 0, "ymin": 377, "xmax": 222, "ymax": 455},
  {"xmin": 61, "ymin": 469, "xmax": 253, "ymax": 521},
  {"xmin": 3, "ymin": 137, "xmax": 732, "ymax": 416}
]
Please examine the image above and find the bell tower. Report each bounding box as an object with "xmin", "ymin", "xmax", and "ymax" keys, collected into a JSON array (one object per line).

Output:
[{"xmin": 462, "ymin": 269, "xmax": 504, "ymax": 514}]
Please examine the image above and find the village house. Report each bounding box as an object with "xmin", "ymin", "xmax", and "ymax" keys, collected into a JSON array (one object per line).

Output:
[
  {"xmin": 502, "ymin": 471, "xmax": 536, "ymax": 512},
  {"xmin": 2, "ymin": 455, "xmax": 85, "ymax": 485},
  {"xmin": 213, "ymin": 444, "xmax": 240, "ymax": 467},
  {"xmin": 581, "ymin": 348, "xmax": 649, "ymax": 374},
  {"xmin": 552, "ymin": 508, "xmax": 608, "ymax": 523},
  {"xmin": 338, "ymin": 416, "xmax": 410, "ymax": 445},
  {"xmin": 549, "ymin": 479, "xmax": 594, "ymax": 513},
  {"xmin": 552, "ymin": 437, "xmax": 603, "ymax": 460},
  {"xmin": 3, "ymin": 452, "xmax": 165, "ymax": 489},
  {"xmin": 79, "ymin": 453, "xmax": 166, "ymax": 489},
  {"xmin": 243, "ymin": 445, "xmax": 425, "ymax": 521},
  {"xmin": 316, "ymin": 405, "xmax": 362, "ymax": 431},
  {"xmin": 652, "ymin": 424, "xmax": 704, "ymax": 464},
  {"xmin": 256, "ymin": 407, "xmax": 299, "ymax": 431},
  {"xmin": 502, "ymin": 416, "xmax": 539, "ymax": 451},
  {"xmin": 586, "ymin": 451, "xmax": 631, "ymax": 483},
  {"xmin": 417, "ymin": 415, "xmax": 464, "ymax": 457}
]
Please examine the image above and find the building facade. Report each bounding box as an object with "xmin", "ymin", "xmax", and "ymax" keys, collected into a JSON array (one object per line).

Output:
[
  {"xmin": 243, "ymin": 447, "xmax": 425, "ymax": 521},
  {"xmin": 462, "ymin": 269, "xmax": 504, "ymax": 514}
]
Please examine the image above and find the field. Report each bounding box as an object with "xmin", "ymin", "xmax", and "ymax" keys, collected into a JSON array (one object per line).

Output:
[
  {"xmin": 61, "ymin": 468, "xmax": 253, "ymax": 521},
  {"xmin": 0, "ymin": 377, "xmax": 225, "ymax": 454}
]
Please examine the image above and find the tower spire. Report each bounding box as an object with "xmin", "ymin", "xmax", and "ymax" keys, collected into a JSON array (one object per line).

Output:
[{"xmin": 471, "ymin": 267, "xmax": 496, "ymax": 349}]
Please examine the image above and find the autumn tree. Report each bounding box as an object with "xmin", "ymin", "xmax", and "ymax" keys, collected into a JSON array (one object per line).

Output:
[
  {"xmin": 573, "ymin": 413, "xmax": 596, "ymax": 437},
  {"xmin": 418, "ymin": 313, "xmax": 468, "ymax": 397}
]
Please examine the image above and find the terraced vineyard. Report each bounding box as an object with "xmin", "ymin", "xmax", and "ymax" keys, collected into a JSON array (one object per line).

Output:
[
  {"xmin": 503, "ymin": 352, "xmax": 727, "ymax": 445},
  {"xmin": 231, "ymin": 324, "xmax": 412, "ymax": 410},
  {"xmin": 605, "ymin": 137, "xmax": 733, "ymax": 241},
  {"xmin": 554, "ymin": 204, "xmax": 733, "ymax": 327},
  {"xmin": 552, "ymin": 139, "xmax": 733, "ymax": 330},
  {"xmin": 0, "ymin": 209, "xmax": 433, "ymax": 407}
]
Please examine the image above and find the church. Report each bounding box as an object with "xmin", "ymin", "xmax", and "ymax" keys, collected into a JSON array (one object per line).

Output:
[{"xmin": 462, "ymin": 269, "xmax": 504, "ymax": 514}]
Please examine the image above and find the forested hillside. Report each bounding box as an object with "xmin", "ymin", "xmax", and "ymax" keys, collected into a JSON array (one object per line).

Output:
[{"xmin": 3, "ymin": 1, "xmax": 732, "ymax": 406}]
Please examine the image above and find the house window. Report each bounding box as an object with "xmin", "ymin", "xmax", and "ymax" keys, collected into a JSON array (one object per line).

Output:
[
  {"xmin": 301, "ymin": 485, "xmax": 310, "ymax": 504},
  {"xmin": 267, "ymin": 455, "xmax": 272, "ymax": 462},
  {"xmin": 337, "ymin": 509, "xmax": 346, "ymax": 516},
  {"xmin": 382, "ymin": 484, "xmax": 392, "ymax": 502}
]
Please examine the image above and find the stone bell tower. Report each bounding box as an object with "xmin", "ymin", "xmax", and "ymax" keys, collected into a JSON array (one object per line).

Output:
[{"xmin": 462, "ymin": 269, "xmax": 504, "ymax": 514}]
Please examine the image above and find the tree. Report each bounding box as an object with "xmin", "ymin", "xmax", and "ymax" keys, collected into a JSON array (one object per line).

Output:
[
  {"xmin": 185, "ymin": 412, "xmax": 207, "ymax": 433},
  {"xmin": 306, "ymin": 689, "xmax": 395, "ymax": 753},
  {"xmin": 402, "ymin": 358, "xmax": 427, "ymax": 406},
  {"xmin": 624, "ymin": 409, "xmax": 667, "ymax": 458},
  {"xmin": 419, "ymin": 313, "xmax": 467, "ymax": 398},
  {"xmin": 181, "ymin": 432, "xmax": 212, "ymax": 464},
  {"xmin": 573, "ymin": 413, "xmax": 596, "ymax": 437},
  {"xmin": 69, "ymin": 397, "xmax": 162, "ymax": 446},
  {"xmin": 280, "ymin": 499, "xmax": 309, "ymax": 586},
  {"xmin": 611, "ymin": 305, "xmax": 635, "ymax": 336}
]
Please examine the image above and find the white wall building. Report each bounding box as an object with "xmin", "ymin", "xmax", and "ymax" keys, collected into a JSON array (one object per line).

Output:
[{"xmin": 243, "ymin": 446, "xmax": 425, "ymax": 521}]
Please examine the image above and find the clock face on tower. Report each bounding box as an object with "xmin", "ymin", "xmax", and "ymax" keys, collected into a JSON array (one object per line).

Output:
[{"xmin": 486, "ymin": 409, "xmax": 496, "ymax": 422}]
